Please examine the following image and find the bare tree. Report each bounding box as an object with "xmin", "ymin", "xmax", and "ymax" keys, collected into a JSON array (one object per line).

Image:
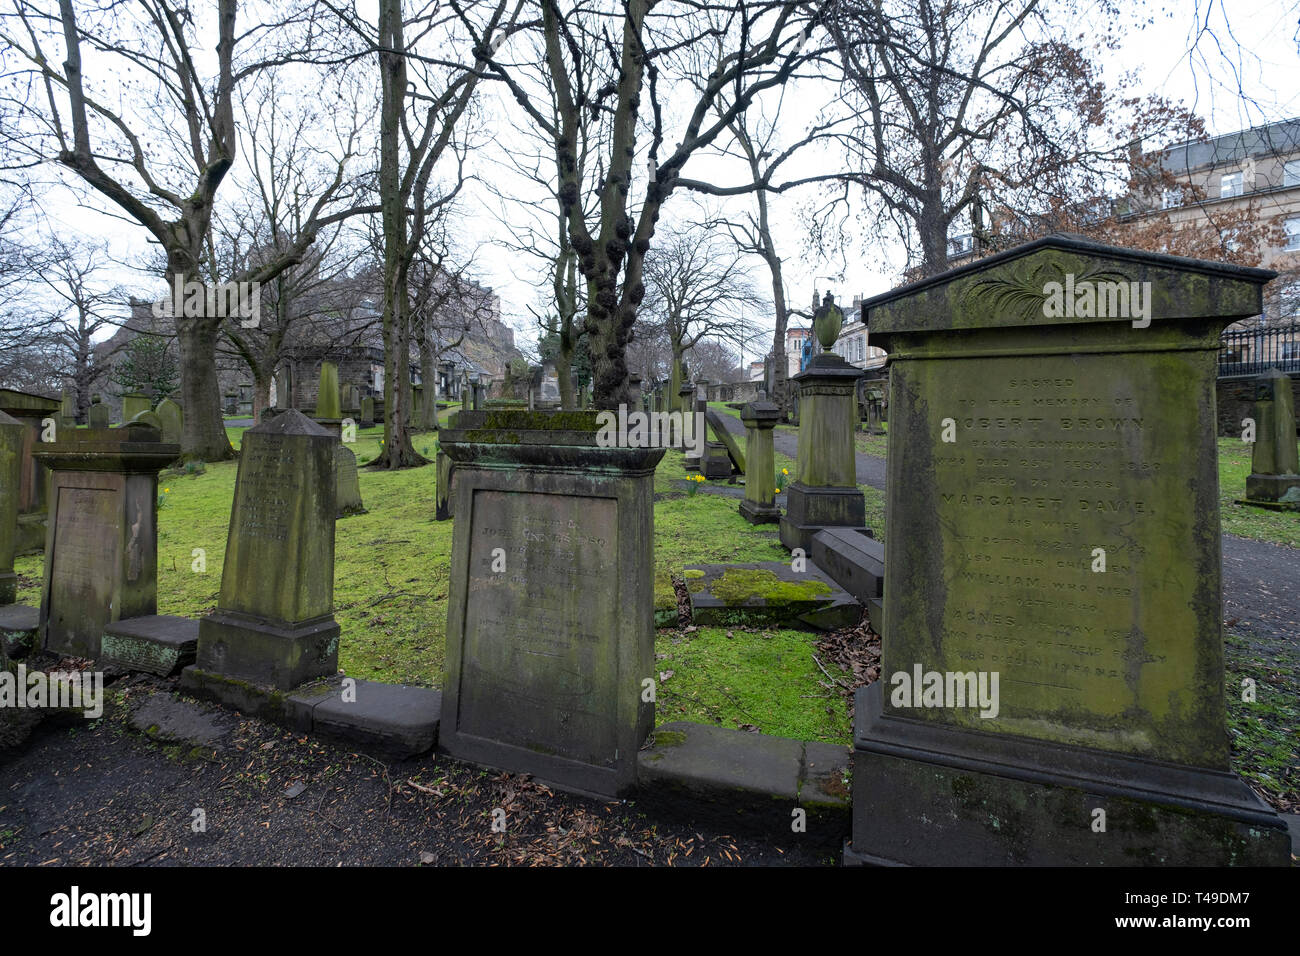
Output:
[
  {"xmin": 461, "ymin": 0, "xmax": 820, "ymax": 407},
  {"xmin": 640, "ymin": 220, "xmax": 766, "ymax": 387},
  {"xmin": 3, "ymin": 0, "xmax": 373, "ymax": 458}
]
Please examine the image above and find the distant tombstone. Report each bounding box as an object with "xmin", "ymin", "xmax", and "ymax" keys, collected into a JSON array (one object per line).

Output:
[
  {"xmin": 335, "ymin": 444, "xmax": 366, "ymax": 518},
  {"xmin": 685, "ymin": 382, "xmax": 708, "ymax": 471},
  {"xmin": 539, "ymin": 361, "xmax": 560, "ymax": 406},
  {"xmin": 155, "ymin": 398, "xmax": 183, "ymax": 446},
  {"xmin": 412, "ymin": 384, "xmax": 425, "ymax": 428},
  {"xmin": 0, "ymin": 411, "xmax": 23, "ymax": 604},
  {"xmin": 847, "ymin": 234, "xmax": 1290, "ymax": 866},
  {"xmin": 435, "ymin": 450, "xmax": 453, "ymax": 521},
  {"xmin": 739, "ymin": 400, "xmax": 781, "ymax": 525},
  {"xmin": 273, "ymin": 368, "xmax": 290, "ymax": 409},
  {"xmin": 439, "ymin": 410, "xmax": 663, "ymax": 795},
  {"xmin": 677, "ymin": 383, "xmax": 695, "ymax": 452},
  {"xmin": 187, "ymin": 410, "xmax": 339, "ymax": 689},
  {"xmin": 88, "ymin": 401, "xmax": 110, "ymax": 429},
  {"xmin": 315, "ymin": 361, "xmax": 342, "ymax": 421},
  {"xmin": 360, "ymin": 395, "xmax": 375, "ymax": 428},
  {"xmin": 1242, "ymin": 367, "xmax": 1300, "ymax": 506},
  {"xmin": 60, "ymin": 389, "xmax": 76, "ymax": 427},
  {"xmin": 122, "ymin": 392, "xmax": 150, "ymax": 422},
  {"xmin": 342, "ymin": 383, "xmax": 361, "ymax": 414},
  {"xmin": 32, "ymin": 422, "xmax": 179, "ymax": 657}
]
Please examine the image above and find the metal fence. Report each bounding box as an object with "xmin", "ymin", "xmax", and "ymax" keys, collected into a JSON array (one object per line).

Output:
[{"xmin": 1218, "ymin": 322, "xmax": 1300, "ymax": 376}]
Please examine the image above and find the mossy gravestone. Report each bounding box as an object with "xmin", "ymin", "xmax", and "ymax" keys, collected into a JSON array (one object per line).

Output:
[
  {"xmin": 439, "ymin": 410, "xmax": 664, "ymax": 796},
  {"xmin": 739, "ymin": 400, "xmax": 780, "ymax": 524},
  {"xmin": 155, "ymin": 398, "xmax": 183, "ymax": 447},
  {"xmin": 0, "ymin": 411, "xmax": 23, "ymax": 604},
  {"xmin": 87, "ymin": 401, "xmax": 110, "ymax": 429},
  {"xmin": 122, "ymin": 392, "xmax": 150, "ymax": 422},
  {"xmin": 849, "ymin": 234, "xmax": 1289, "ymax": 866},
  {"xmin": 1242, "ymin": 367, "xmax": 1300, "ymax": 507},
  {"xmin": 32, "ymin": 422, "xmax": 179, "ymax": 657},
  {"xmin": 311, "ymin": 362, "xmax": 363, "ymax": 518},
  {"xmin": 188, "ymin": 410, "xmax": 339, "ymax": 689}
]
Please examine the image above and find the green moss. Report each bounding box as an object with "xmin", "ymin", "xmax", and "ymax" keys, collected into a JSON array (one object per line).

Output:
[
  {"xmin": 704, "ymin": 568, "xmax": 831, "ymax": 605},
  {"xmin": 650, "ymin": 730, "xmax": 687, "ymax": 748}
]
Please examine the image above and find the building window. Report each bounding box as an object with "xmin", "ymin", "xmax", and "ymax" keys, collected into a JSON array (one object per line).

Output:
[
  {"xmin": 1220, "ymin": 171, "xmax": 1244, "ymax": 198},
  {"xmin": 1161, "ymin": 187, "xmax": 1182, "ymax": 209},
  {"xmin": 947, "ymin": 234, "xmax": 974, "ymax": 258},
  {"xmin": 1285, "ymin": 160, "xmax": 1300, "ymax": 188},
  {"xmin": 1285, "ymin": 217, "xmax": 1300, "ymax": 252}
]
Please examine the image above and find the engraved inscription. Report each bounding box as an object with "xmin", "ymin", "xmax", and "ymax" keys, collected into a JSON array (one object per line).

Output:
[
  {"xmin": 459, "ymin": 490, "xmax": 619, "ymax": 766},
  {"xmin": 48, "ymin": 485, "xmax": 119, "ymax": 653}
]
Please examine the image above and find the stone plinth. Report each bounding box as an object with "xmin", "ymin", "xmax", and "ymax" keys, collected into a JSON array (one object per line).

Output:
[
  {"xmin": 187, "ymin": 410, "xmax": 339, "ymax": 691},
  {"xmin": 438, "ymin": 410, "xmax": 664, "ymax": 797},
  {"xmin": 778, "ymin": 354, "xmax": 866, "ymax": 554},
  {"xmin": 739, "ymin": 400, "xmax": 781, "ymax": 524},
  {"xmin": 32, "ymin": 423, "xmax": 179, "ymax": 658},
  {"xmin": 847, "ymin": 233, "xmax": 1290, "ymax": 866}
]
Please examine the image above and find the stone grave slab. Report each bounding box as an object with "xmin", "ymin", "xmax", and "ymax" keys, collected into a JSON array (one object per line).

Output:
[
  {"xmin": 0, "ymin": 603, "xmax": 38, "ymax": 660},
  {"xmin": 101, "ymin": 614, "xmax": 199, "ymax": 676},
  {"xmin": 810, "ymin": 528, "xmax": 883, "ymax": 603},
  {"xmin": 684, "ymin": 560, "xmax": 859, "ymax": 630}
]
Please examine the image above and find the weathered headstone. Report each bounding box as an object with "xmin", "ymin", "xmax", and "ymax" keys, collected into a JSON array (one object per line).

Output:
[
  {"xmin": 315, "ymin": 361, "xmax": 341, "ymax": 421},
  {"xmin": 187, "ymin": 410, "xmax": 339, "ymax": 690},
  {"xmin": 677, "ymin": 383, "xmax": 695, "ymax": 452},
  {"xmin": 360, "ymin": 395, "xmax": 375, "ymax": 428},
  {"xmin": 335, "ymin": 441, "xmax": 366, "ymax": 517},
  {"xmin": 779, "ymin": 295, "xmax": 866, "ymax": 554},
  {"xmin": 87, "ymin": 400, "xmax": 110, "ymax": 429},
  {"xmin": 0, "ymin": 389, "xmax": 61, "ymax": 556},
  {"xmin": 435, "ymin": 449, "xmax": 453, "ymax": 521},
  {"xmin": 1242, "ymin": 367, "xmax": 1300, "ymax": 507},
  {"xmin": 342, "ymin": 383, "xmax": 361, "ymax": 415},
  {"xmin": 155, "ymin": 398, "xmax": 183, "ymax": 446},
  {"xmin": 32, "ymin": 422, "xmax": 179, "ymax": 657},
  {"xmin": 739, "ymin": 400, "xmax": 781, "ymax": 524},
  {"xmin": 122, "ymin": 392, "xmax": 150, "ymax": 422},
  {"xmin": 60, "ymin": 389, "xmax": 76, "ymax": 428},
  {"xmin": 847, "ymin": 234, "xmax": 1290, "ymax": 866},
  {"xmin": 0, "ymin": 411, "xmax": 23, "ymax": 604},
  {"xmin": 439, "ymin": 410, "xmax": 663, "ymax": 795}
]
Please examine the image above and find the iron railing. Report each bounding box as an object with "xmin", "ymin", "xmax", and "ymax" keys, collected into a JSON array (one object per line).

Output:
[{"xmin": 1218, "ymin": 321, "xmax": 1300, "ymax": 376}]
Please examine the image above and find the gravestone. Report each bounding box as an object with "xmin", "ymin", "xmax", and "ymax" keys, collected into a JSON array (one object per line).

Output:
[
  {"xmin": 155, "ymin": 398, "xmax": 183, "ymax": 446},
  {"xmin": 435, "ymin": 450, "xmax": 453, "ymax": 521},
  {"xmin": 739, "ymin": 400, "xmax": 781, "ymax": 524},
  {"xmin": 342, "ymin": 384, "xmax": 360, "ymax": 415},
  {"xmin": 439, "ymin": 410, "xmax": 663, "ymax": 796},
  {"xmin": 122, "ymin": 392, "xmax": 150, "ymax": 422},
  {"xmin": 87, "ymin": 400, "xmax": 110, "ymax": 429},
  {"xmin": 60, "ymin": 389, "xmax": 76, "ymax": 428},
  {"xmin": 779, "ymin": 296, "xmax": 867, "ymax": 554},
  {"xmin": 186, "ymin": 410, "xmax": 339, "ymax": 690},
  {"xmin": 273, "ymin": 368, "xmax": 290, "ymax": 409},
  {"xmin": 335, "ymin": 441, "xmax": 366, "ymax": 517},
  {"xmin": 0, "ymin": 388, "xmax": 62, "ymax": 555},
  {"xmin": 360, "ymin": 395, "xmax": 375, "ymax": 428},
  {"xmin": 315, "ymin": 362, "xmax": 341, "ymax": 421},
  {"xmin": 628, "ymin": 375, "xmax": 643, "ymax": 411},
  {"xmin": 847, "ymin": 234, "xmax": 1290, "ymax": 866},
  {"xmin": 677, "ymin": 383, "xmax": 695, "ymax": 452},
  {"xmin": 32, "ymin": 422, "xmax": 179, "ymax": 657},
  {"xmin": 1242, "ymin": 367, "xmax": 1300, "ymax": 507},
  {"xmin": 0, "ymin": 411, "xmax": 23, "ymax": 604}
]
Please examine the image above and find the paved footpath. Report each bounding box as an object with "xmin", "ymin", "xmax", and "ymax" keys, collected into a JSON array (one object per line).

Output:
[{"xmin": 711, "ymin": 411, "xmax": 1298, "ymax": 644}]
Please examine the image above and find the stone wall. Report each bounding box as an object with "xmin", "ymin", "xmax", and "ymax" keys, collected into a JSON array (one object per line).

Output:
[{"xmin": 1217, "ymin": 371, "xmax": 1300, "ymax": 436}]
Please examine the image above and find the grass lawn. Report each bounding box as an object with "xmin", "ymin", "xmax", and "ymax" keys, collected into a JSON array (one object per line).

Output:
[{"xmin": 1217, "ymin": 436, "xmax": 1300, "ymax": 548}]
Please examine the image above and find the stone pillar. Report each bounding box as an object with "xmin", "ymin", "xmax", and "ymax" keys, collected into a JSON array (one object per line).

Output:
[
  {"xmin": 186, "ymin": 410, "xmax": 339, "ymax": 691},
  {"xmin": 439, "ymin": 410, "xmax": 664, "ymax": 796},
  {"xmin": 32, "ymin": 421, "xmax": 179, "ymax": 657},
  {"xmin": 845, "ymin": 234, "xmax": 1290, "ymax": 866},
  {"xmin": 778, "ymin": 356, "xmax": 865, "ymax": 554},
  {"xmin": 0, "ymin": 411, "xmax": 23, "ymax": 604},
  {"xmin": 1243, "ymin": 367, "xmax": 1300, "ymax": 506},
  {"xmin": 0, "ymin": 388, "xmax": 62, "ymax": 555},
  {"xmin": 684, "ymin": 382, "xmax": 706, "ymax": 471},
  {"xmin": 739, "ymin": 400, "xmax": 781, "ymax": 524},
  {"xmin": 628, "ymin": 375, "xmax": 642, "ymax": 411},
  {"xmin": 677, "ymin": 383, "xmax": 695, "ymax": 450}
]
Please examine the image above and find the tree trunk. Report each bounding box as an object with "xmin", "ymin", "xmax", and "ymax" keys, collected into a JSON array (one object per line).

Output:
[{"xmin": 251, "ymin": 370, "xmax": 272, "ymax": 424}]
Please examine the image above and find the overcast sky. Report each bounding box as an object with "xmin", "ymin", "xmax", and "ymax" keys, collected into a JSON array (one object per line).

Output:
[{"xmin": 17, "ymin": 0, "xmax": 1300, "ymax": 368}]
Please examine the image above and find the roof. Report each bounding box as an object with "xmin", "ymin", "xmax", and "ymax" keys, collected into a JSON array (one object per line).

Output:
[{"xmin": 1157, "ymin": 117, "xmax": 1300, "ymax": 173}]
